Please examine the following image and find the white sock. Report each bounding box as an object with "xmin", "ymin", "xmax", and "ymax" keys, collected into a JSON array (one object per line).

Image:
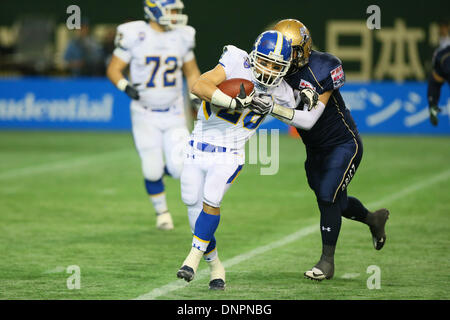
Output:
[
  {"xmin": 150, "ymin": 193, "xmax": 168, "ymax": 215},
  {"xmin": 207, "ymin": 256, "xmax": 225, "ymax": 281},
  {"xmin": 182, "ymin": 246, "xmax": 204, "ymax": 273}
]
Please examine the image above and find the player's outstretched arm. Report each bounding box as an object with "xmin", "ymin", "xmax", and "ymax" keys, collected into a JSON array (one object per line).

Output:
[
  {"xmin": 106, "ymin": 55, "xmax": 139, "ymax": 100},
  {"xmin": 252, "ymin": 90, "xmax": 332, "ymax": 130},
  {"xmin": 427, "ymin": 70, "xmax": 444, "ymax": 126},
  {"xmin": 191, "ymin": 65, "xmax": 253, "ymax": 110}
]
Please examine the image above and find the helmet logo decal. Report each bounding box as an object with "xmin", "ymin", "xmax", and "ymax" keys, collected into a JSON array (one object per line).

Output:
[
  {"xmin": 146, "ymin": 0, "xmax": 157, "ymax": 8},
  {"xmin": 299, "ymin": 26, "xmax": 309, "ymax": 44}
]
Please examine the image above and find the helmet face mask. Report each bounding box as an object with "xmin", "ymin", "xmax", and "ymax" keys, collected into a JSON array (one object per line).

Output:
[
  {"xmin": 249, "ymin": 31, "xmax": 292, "ymax": 88},
  {"xmin": 144, "ymin": 0, "xmax": 188, "ymax": 30}
]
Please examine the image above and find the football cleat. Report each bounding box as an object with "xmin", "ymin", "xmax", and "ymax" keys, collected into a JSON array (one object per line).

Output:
[
  {"xmin": 156, "ymin": 211, "xmax": 174, "ymax": 230},
  {"xmin": 177, "ymin": 265, "xmax": 195, "ymax": 282},
  {"xmin": 304, "ymin": 258, "xmax": 334, "ymax": 281},
  {"xmin": 209, "ymin": 279, "xmax": 225, "ymax": 290},
  {"xmin": 369, "ymin": 209, "xmax": 390, "ymax": 250},
  {"xmin": 304, "ymin": 267, "xmax": 327, "ymax": 281}
]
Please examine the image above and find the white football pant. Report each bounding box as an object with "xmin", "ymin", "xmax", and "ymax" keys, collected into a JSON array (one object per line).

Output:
[
  {"xmin": 180, "ymin": 141, "xmax": 245, "ymax": 232},
  {"xmin": 130, "ymin": 101, "xmax": 189, "ymax": 181}
]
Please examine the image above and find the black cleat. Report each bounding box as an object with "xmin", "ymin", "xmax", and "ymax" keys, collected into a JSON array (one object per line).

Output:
[
  {"xmin": 369, "ymin": 209, "xmax": 390, "ymax": 250},
  {"xmin": 177, "ymin": 265, "xmax": 195, "ymax": 282},
  {"xmin": 209, "ymin": 279, "xmax": 225, "ymax": 290}
]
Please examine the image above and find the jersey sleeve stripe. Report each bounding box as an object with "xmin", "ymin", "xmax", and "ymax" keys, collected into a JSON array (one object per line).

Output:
[
  {"xmin": 202, "ymin": 101, "xmax": 212, "ymax": 120},
  {"xmin": 226, "ymin": 164, "xmax": 244, "ymax": 184}
]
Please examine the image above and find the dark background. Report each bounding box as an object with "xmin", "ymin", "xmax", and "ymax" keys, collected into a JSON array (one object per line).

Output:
[{"xmin": 0, "ymin": 0, "xmax": 448, "ymax": 74}]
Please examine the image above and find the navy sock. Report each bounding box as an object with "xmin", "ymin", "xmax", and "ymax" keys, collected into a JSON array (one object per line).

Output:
[
  {"xmin": 192, "ymin": 210, "xmax": 220, "ymax": 251},
  {"xmin": 144, "ymin": 178, "xmax": 164, "ymax": 195},
  {"xmin": 341, "ymin": 196, "xmax": 369, "ymax": 223},
  {"xmin": 317, "ymin": 200, "xmax": 342, "ymax": 247},
  {"xmin": 205, "ymin": 236, "xmax": 216, "ymax": 254}
]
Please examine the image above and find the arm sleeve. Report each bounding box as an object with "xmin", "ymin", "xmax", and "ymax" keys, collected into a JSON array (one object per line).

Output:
[{"xmin": 272, "ymin": 101, "xmax": 326, "ymax": 130}]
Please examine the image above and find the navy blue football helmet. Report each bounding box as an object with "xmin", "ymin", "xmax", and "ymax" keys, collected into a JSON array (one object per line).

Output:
[{"xmin": 249, "ymin": 30, "xmax": 292, "ymax": 87}]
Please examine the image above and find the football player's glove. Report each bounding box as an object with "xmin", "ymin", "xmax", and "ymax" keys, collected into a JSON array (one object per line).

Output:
[
  {"xmin": 125, "ymin": 84, "xmax": 140, "ymax": 100},
  {"xmin": 249, "ymin": 93, "xmax": 273, "ymax": 115},
  {"xmin": 117, "ymin": 78, "xmax": 140, "ymax": 100},
  {"xmin": 300, "ymin": 88, "xmax": 319, "ymax": 111},
  {"xmin": 429, "ymin": 105, "xmax": 441, "ymax": 126},
  {"xmin": 233, "ymin": 83, "xmax": 255, "ymax": 110}
]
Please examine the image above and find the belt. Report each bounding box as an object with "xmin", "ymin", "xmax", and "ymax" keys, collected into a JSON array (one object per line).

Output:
[
  {"xmin": 141, "ymin": 105, "xmax": 171, "ymax": 112},
  {"xmin": 189, "ymin": 140, "xmax": 235, "ymax": 153}
]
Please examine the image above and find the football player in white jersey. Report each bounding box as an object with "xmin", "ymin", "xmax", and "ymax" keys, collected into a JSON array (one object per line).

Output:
[
  {"xmin": 106, "ymin": 0, "xmax": 200, "ymax": 230},
  {"xmin": 176, "ymin": 30, "xmax": 295, "ymax": 290}
]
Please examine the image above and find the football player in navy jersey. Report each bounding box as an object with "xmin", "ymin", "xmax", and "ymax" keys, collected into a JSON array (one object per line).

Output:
[
  {"xmin": 428, "ymin": 41, "xmax": 450, "ymax": 126},
  {"xmin": 249, "ymin": 19, "xmax": 390, "ymax": 281}
]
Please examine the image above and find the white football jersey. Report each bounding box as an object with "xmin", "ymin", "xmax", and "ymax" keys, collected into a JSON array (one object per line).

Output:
[
  {"xmin": 191, "ymin": 45, "xmax": 295, "ymax": 150},
  {"xmin": 113, "ymin": 20, "xmax": 195, "ymax": 110}
]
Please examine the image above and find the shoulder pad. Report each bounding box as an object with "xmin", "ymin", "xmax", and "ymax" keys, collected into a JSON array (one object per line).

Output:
[
  {"xmin": 115, "ymin": 20, "xmax": 147, "ymax": 50},
  {"xmin": 177, "ymin": 25, "xmax": 196, "ymax": 50},
  {"xmin": 221, "ymin": 45, "xmax": 248, "ymax": 58}
]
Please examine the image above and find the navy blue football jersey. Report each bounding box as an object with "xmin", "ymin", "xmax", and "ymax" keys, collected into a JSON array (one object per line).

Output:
[
  {"xmin": 432, "ymin": 43, "xmax": 450, "ymax": 83},
  {"xmin": 285, "ymin": 50, "xmax": 358, "ymax": 148}
]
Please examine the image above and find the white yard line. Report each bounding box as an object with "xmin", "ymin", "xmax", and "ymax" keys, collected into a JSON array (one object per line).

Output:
[
  {"xmin": 134, "ymin": 167, "xmax": 450, "ymax": 300},
  {"xmin": 340, "ymin": 273, "xmax": 361, "ymax": 279},
  {"xmin": 0, "ymin": 149, "xmax": 130, "ymax": 180}
]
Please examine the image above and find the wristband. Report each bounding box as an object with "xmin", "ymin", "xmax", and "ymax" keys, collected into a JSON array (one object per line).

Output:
[
  {"xmin": 271, "ymin": 103, "xmax": 295, "ymax": 120},
  {"xmin": 117, "ymin": 78, "xmax": 129, "ymax": 92},
  {"xmin": 211, "ymin": 89, "xmax": 235, "ymax": 109}
]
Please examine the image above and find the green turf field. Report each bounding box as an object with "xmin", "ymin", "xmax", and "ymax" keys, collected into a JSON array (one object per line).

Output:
[{"xmin": 0, "ymin": 131, "xmax": 449, "ymax": 300}]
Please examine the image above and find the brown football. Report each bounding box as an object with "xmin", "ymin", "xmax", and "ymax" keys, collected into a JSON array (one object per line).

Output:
[{"xmin": 217, "ymin": 78, "xmax": 254, "ymax": 98}]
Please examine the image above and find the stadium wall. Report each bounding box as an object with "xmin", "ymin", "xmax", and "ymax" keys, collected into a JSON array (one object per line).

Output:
[{"xmin": 0, "ymin": 78, "xmax": 448, "ymax": 134}]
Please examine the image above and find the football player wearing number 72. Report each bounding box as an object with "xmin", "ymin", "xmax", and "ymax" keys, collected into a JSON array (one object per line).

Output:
[
  {"xmin": 176, "ymin": 30, "xmax": 296, "ymax": 290},
  {"xmin": 106, "ymin": 0, "xmax": 201, "ymax": 231}
]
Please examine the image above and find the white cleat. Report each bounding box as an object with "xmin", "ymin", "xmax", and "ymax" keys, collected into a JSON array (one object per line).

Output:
[
  {"xmin": 304, "ymin": 267, "xmax": 328, "ymax": 281},
  {"xmin": 156, "ymin": 212, "xmax": 174, "ymax": 230}
]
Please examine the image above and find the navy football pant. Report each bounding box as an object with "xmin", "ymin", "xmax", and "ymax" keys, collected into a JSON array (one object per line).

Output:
[{"xmin": 305, "ymin": 135, "xmax": 368, "ymax": 246}]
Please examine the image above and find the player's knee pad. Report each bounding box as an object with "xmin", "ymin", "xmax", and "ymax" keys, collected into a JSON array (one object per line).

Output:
[
  {"xmin": 181, "ymin": 176, "xmax": 201, "ymax": 207},
  {"xmin": 316, "ymin": 192, "xmax": 335, "ymax": 205},
  {"xmin": 140, "ymin": 150, "xmax": 164, "ymax": 181},
  {"xmin": 163, "ymin": 127, "xmax": 189, "ymax": 179},
  {"xmin": 202, "ymin": 193, "xmax": 222, "ymax": 208},
  {"xmin": 165, "ymin": 161, "xmax": 183, "ymax": 180},
  {"xmin": 187, "ymin": 204, "xmax": 202, "ymax": 233},
  {"xmin": 181, "ymin": 187, "xmax": 199, "ymax": 207}
]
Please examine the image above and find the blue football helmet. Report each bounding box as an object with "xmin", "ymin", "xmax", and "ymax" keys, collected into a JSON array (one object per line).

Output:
[
  {"xmin": 143, "ymin": 0, "xmax": 188, "ymax": 29},
  {"xmin": 249, "ymin": 30, "xmax": 292, "ymax": 87}
]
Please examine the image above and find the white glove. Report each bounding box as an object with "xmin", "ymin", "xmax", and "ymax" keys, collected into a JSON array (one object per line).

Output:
[
  {"xmin": 249, "ymin": 93, "xmax": 273, "ymax": 115},
  {"xmin": 233, "ymin": 84, "xmax": 255, "ymax": 110},
  {"xmin": 300, "ymin": 88, "xmax": 319, "ymax": 111}
]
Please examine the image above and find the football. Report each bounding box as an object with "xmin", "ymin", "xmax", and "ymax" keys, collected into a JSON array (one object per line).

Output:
[{"xmin": 217, "ymin": 78, "xmax": 254, "ymax": 98}]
